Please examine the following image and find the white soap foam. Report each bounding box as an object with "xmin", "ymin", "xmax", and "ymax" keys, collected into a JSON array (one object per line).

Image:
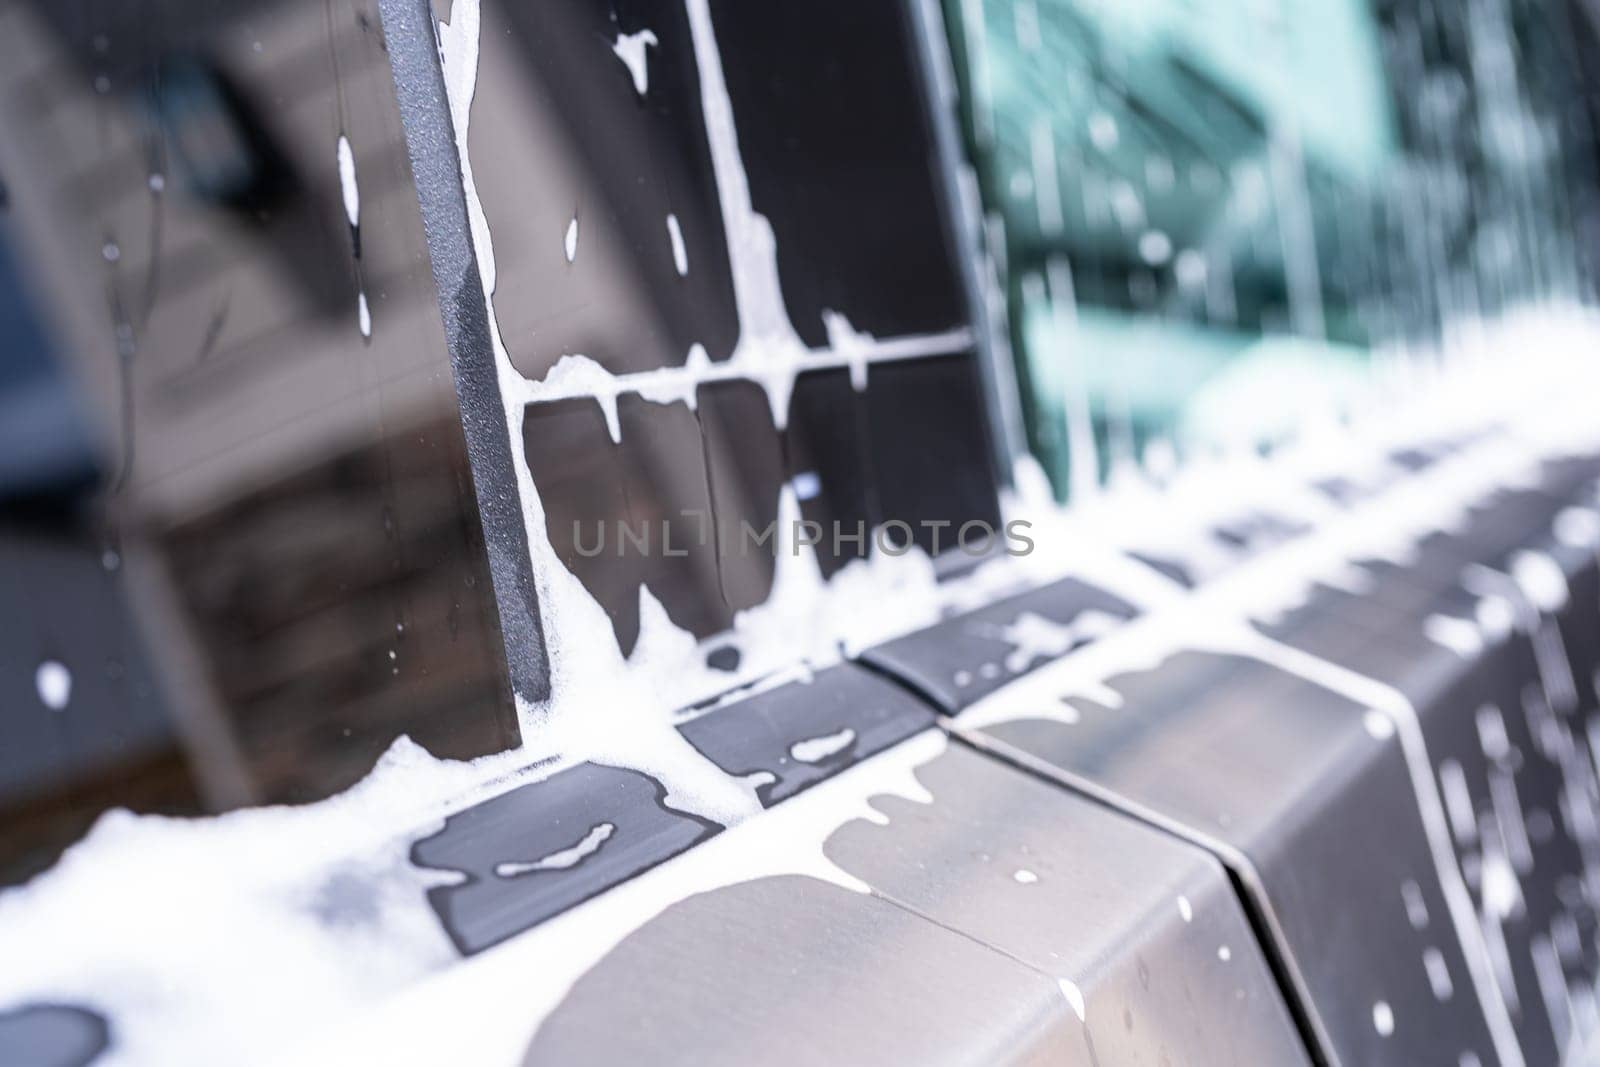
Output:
[
  {"xmin": 288, "ymin": 731, "xmax": 950, "ymax": 1065},
  {"xmin": 496, "ymin": 823, "xmax": 615, "ymax": 878},
  {"xmin": 666, "ymin": 213, "xmax": 688, "ymax": 276},
  {"xmin": 336, "ymin": 134, "xmax": 359, "ymax": 228},
  {"xmin": 790, "ymin": 728, "xmax": 856, "ymax": 764},
  {"xmin": 611, "ymin": 29, "xmax": 657, "ymax": 96}
]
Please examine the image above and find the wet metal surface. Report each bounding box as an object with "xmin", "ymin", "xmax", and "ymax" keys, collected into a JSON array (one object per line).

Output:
[
  {"xmin": 1259, "ymin": 457, "xmax": 1600, "ymax": 1061},
  {"xmin": 0, "ymin": 1004, "xmax": 107, "ymax": 1067},
  {"xmin": 821, "ymin": 743, "xmax": 1310, "ymax": 1066},
  {"xmin": 679, "ymin": 662, "xmax": 937, "ymax": 807},
  {"xmin": 412, "ymin": 762, "xmax": 719, "ymax": 956},
  {"xmin": 861, "ymin": 577, "xmax": 1136, "ymax": 713},
  {"xmin": 413, "ymin": 663, "xmax": 932, "ymax": 954},
  {"xmin": 967, "ymin": 650, "xmax": 1506, "ymax": 1066},
  {"xmin": 520, "ymin": 743, "xmax": 1308, "ymax": 1067},
  {"xmin": 523, "ymin": 874, "xmax": 1082, "ymax": 1067}
]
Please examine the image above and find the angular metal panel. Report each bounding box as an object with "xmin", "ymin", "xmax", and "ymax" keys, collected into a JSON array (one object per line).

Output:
[
  {"xmin": 518, "ymin": 742, "xmax": 1308, "ymax": 1067},
  {"xmin": 1257, "ymin": 459, "xmax": 1600, "ymax": 1061},
  {"xmin": 413, "ymin": 663, "xmax": 933, "ymax": 954},
  {"xmin": 964, "ymin": 650, "xmax": 1507, "ymax": 1067},
  {"xmin": 822, "ymin": 743, "xmax": 1311, "ymax": 1067},
  {"xmin": 412, "ymin": 763, "xmax": 720, "ymax": 956},
  {"xmin": 678, "ymin": 663, "xmax": 937, "ymax": 807},
  {"xmin": 860, "ymin": 577, "xmax": 1135, "ymax": 713},
  {"xmin": 522, "ymin": 874, "xmax": 1079, "ymax": 1067}
]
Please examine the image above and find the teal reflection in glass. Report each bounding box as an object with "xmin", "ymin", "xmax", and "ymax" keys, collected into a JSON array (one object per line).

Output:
[{"xmin": 942, "ymin": 0, "xmax": 1600, "ymax": 494}]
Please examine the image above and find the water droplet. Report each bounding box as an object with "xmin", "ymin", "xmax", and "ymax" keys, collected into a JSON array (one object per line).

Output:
[
  {"xmin": 1088, "ymin": 111, "xmax": 1119, "ymax": 151},
  {"xmin": 1138, "ymin": 230, "xmax": 1173, "ymax": 266},
  {"xmin": 1175, "ymin": 249, "xmax": 1207, "ymax": 288},
  {"xmin": 36, "ymin": 661, "xmax": 72, "ymax": 710},
  {"xmin": 1401, "ymin": 879, "xmax": 1429, "ymax": 929},
  {"xmin": 1145, "ymin": 155, "xmax": 1175, "ymax": 193},
  {"xmin": 1422, "ymin": 947, "xmax": 1453, "ymax": 1001},
  {"xmin": 1014, "ymin": 868, "xmax": 1039, "ymax": 884},
  {"xmin": 1554, "ymin": 507, "xmax": 1600, "ymax": 548},
  {"xmin": 666, "ymin": 213, "xmax": 688, "ymax": 276},
  {"xmin": 1372, "ymin": 1000, "xmax": 1395, "ymax": 1036}
]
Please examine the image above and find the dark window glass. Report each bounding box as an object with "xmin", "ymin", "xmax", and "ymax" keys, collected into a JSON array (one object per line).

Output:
[
  {"xmin": 477, "ymin": 0, "xmax": 1002, "ymax": 653},
  {"xmin": 477, "ymin": 0, "xmax": 740, "ymax": 377},
  {"xmin": 0, "ymin": 0, "xmax": 518, "ymax": 883},
  {"xmin": 710, "ymin": 0, "xmax": 969, "ymax": 346}
]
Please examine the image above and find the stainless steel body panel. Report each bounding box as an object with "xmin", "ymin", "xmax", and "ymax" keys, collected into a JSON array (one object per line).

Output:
[{"xmin": 518, "ymin": 741, "xmax": 1308, "ymax": 1067}]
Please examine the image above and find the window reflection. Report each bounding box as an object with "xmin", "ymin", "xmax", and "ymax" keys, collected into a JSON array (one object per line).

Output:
[
  {"xmin": 0, "ymin": 0, "xmax": 1009, "ymax": 885},
  {"xmin": 473, "ymin": 0, "xmax": 1002, "ymax": 656},
  {"xmin": 944, "ymin": 0, "xmax": 1600, "ymax": 490},
  {"xmin": 0, "ymin": 0, "xmax": 517, "ymax": 884}
]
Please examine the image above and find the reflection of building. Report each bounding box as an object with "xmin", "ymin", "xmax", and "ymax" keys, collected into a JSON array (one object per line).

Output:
[
  {"xmin": 458, "ymin": 0, "xmax": 1004, "ymax": 655},
  {"xmin": 0, "ymin": 0, "xmax": 517, "ymax": 882},
  {"xmin": 945, "ymin": 0, "xmax": 1600, "ymax": 491},
  {"xmin": 0, "ymin": 0, "xmax": 1013, "ymax": 884}
]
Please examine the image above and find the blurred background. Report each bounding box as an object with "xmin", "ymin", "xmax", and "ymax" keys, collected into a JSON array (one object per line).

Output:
[
  {"xmin": 942, "ymin": 0, "xmax": 1600, "ymax": 488},
  {"xmin": 0, "ymin": 0, "xmax": 519, "ymax": 884}
]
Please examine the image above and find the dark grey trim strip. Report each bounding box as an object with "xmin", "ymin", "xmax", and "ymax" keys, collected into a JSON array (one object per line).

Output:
[
  {"xmin": 377, "ymin": 0, "xmax": 550, "ymax": 703},
  {"xmin": 906, "ymin": 0, "xmax": 1029, "ymax": 487}
]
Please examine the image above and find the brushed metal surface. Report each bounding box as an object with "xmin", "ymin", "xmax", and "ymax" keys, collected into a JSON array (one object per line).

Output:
[
  {"xmin": 525, "ymin": 874, "xmax": 1080, "ymax": 1067},
  {"xmin": 412, "ymin": 663, "xmax": 934, "ymax": 955},
  {"xmin": 1258, "ymin": 459, "xmax": 1600, "ymax": 1062},
  {"xmin": 822, "ymin": 743, "xmax": 1311, "ymax": 1066},
  {"xmin": 520, "ymin": 742, "xmax": 1308, "ymax": 1066},
  {"xmin": 963, "ymin": 649, "xmax": 1506, "ymax": 1066}
]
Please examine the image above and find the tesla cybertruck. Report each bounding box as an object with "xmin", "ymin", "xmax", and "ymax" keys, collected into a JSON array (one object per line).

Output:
[{"xmin": 4, "ymin": 0, "xmax": 1600, "ymax": 1064}]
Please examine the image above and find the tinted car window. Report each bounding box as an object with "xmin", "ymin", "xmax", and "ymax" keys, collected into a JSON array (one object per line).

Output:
[
  {"xmin": 0, "ymin": 0, "xmax": 518, "ymax": 883},
  {"xmin": 465, "ymin": 0, "xmax": 1001, "ymax": 656}
]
